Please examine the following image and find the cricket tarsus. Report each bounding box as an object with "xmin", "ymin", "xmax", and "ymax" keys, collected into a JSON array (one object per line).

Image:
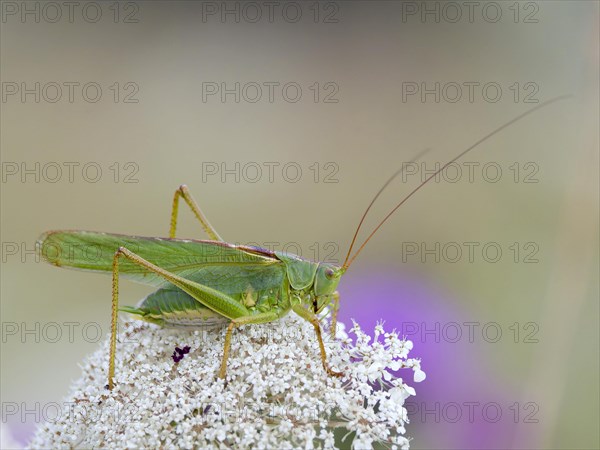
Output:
[{"xmin": 343, "ymin": 95, "xmax": 571, "ymax": 270}]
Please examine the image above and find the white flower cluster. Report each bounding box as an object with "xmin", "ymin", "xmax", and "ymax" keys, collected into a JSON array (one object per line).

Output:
[{"xmin": 30, "ymin": 314, "xmax": 424, "ymax": 449}]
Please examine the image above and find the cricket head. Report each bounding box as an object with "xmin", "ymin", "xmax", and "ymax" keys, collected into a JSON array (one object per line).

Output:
[{"xmin": 313, "ymin": 263, "xmax": 345, "ymax": 296}]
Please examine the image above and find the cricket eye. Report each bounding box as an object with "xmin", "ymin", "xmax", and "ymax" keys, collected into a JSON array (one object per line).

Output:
[{"xmin": 325, "ymin": 268, "xmax": 335, "ymax": 279}]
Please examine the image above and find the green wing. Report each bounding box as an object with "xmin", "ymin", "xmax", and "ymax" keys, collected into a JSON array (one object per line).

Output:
[{"xmin": 37, "ymin": 230, "xmax": 285, "ymax": 297}]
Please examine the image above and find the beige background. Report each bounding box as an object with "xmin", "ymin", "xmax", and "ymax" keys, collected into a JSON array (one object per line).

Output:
[{"xmin": 1, "ymin": 1, "xmax": 598, "ymax": 448}]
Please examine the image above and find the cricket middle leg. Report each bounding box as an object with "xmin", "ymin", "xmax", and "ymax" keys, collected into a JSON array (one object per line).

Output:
[{"xmin": 218, "ymin": 309, "xmax": 289, "ymax": 380}]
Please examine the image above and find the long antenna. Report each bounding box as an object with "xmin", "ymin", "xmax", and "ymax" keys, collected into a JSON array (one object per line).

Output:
[
  {"xmin": 344, "ymin": 95, "xmax": 571, "ymax": 270},
  {"xmin": 342, "ymin": 148, "xmax": 431, "ymax": 268}
]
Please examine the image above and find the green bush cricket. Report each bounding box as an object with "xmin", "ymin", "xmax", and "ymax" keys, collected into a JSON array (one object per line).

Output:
[{"xmin": 37, "ymin": 97, "xmax": 568, "ymax": 390}]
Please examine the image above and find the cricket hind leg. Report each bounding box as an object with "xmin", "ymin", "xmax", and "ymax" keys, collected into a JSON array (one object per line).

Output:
[
  {"xmin": 108, "ymin": 246, "xmax": 246, "ymax": 390},
  {"xmin": 169, "ymin": 184, "xmax": 223, "ymax": 241},
  {"xmin": 293, "ymin": 304, "xmax": 343, "ymax": 378}
]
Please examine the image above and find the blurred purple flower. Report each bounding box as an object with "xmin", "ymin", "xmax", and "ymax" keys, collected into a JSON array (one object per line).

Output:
[{"xmin": 337, "ymin": 268, "xmax": 519, "ymax": 450}]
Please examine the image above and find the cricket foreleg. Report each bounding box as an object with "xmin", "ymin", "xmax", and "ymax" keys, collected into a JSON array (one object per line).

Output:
[
  {"xmin": 293, "ymin": 304, "xmax": 343, "ymax": 378},
  {"xmin": 218, "ymin": 310, "xmax": 288, "ymax": 380},
  {"xmin": 169, "ymin": 184, "xmax": 223, "ymax": 241}
]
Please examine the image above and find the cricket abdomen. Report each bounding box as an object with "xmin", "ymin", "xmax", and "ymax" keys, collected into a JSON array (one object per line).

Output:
[
  {"xmin": 120, "ymin": 288, "xmax": 229, "ymax": 328},
  {"xmin": 120, "ymin": 283, "xmax": 287, "ymax": 328}
]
